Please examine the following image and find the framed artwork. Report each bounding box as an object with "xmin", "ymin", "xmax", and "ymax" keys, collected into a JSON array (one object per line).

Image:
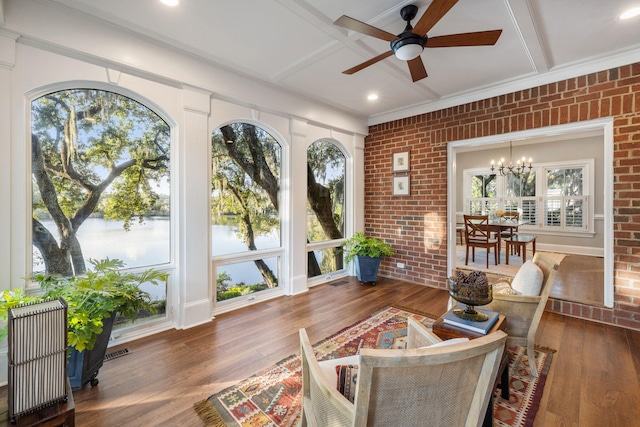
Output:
[
  {"xmin": 393, "ymin": 175, "xmax": 410, "ymax": 196},
  {"xmin": 392, "ymin": 151, "xmax": 410, "ymax": 172}
]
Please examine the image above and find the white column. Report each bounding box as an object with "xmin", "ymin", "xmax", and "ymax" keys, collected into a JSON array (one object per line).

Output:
[
  {"xmin": 288, "ymin": 118, "xmax": 309, "ymax": 295},
  {"xmin": 0, "ymin": 34, "xmax": 15, "ymax": 291},
  {"xmin": 0, "ymin": 33, "xmax": 16, "ymax": 386},
  {"xmin": 177, "ymin": 86, "xmax": 214, "ymax": 328}
]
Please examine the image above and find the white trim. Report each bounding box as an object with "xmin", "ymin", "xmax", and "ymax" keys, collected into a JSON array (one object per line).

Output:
[
  {"xmin": 369, "ymin": 49, "xmax": 640, "ymax": 126},
  {"xmin": 214, "ymin": 287, "xmax": 283, "ymax": 315},
  {"xmin": 447, "ymin": 118, "xmax": 614, "ymax": 308}
]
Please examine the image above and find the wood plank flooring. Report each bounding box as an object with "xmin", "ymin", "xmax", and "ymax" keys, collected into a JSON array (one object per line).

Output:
[
  {"xmin": 456, "ymin": 244, "xmax": 605, "ymax": 307},
  {"xmin": 2, "ymin": 276, "xmax": 638, "ymax": 426}
]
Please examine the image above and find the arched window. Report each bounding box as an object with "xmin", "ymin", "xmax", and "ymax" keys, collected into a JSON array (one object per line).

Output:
[
  {"xmin": 306, "ymin": 140, "xmax": 346, "ymax": 279},
  {"xmin": 211, "ymin": 123, "xmax": 282, "ymax": 303},
  {"xmin": 31, "ymin": 88, "xmax": 171, "ymax": 323}
]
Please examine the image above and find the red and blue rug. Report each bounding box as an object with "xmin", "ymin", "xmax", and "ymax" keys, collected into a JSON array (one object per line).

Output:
[{"xmin": 194, "ymin": 306, "xmax": 552, "ymax": 427}]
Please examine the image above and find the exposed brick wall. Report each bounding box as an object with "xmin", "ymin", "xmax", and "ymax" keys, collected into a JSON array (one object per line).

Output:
[{"xmin": 365, "ymin": 63, "xmax": 640, "ymax": 331}]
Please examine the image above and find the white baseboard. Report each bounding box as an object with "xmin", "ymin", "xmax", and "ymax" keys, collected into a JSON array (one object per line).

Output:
[{"xmin": 536, "ymin": 243, "xmax": 604, "ymax": 257}]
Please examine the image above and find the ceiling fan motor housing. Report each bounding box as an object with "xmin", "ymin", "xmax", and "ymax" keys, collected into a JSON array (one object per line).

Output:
[
  {"xmin": 391, "ymin": 4, "xmax": 426, "ymax": 61},
  {"xmin": 400, "ymin": 4, "xmax": 419, "ymax": 21}
]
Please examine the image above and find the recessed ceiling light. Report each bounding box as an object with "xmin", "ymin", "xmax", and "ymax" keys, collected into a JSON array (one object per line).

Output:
[
  {"xmin": 367, "ymin": 94, "xmax": 379, "ymax": 101},
  {"xmin": 619, "ymin": 7, "xmax": 640, "ymax": 19},
  {"xmin": 160, "ymin": 0, "xmax": 179, "ymax": 6}
]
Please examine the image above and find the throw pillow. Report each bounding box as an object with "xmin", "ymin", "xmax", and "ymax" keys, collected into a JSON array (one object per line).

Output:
[
  {"xmin": 511, "ymin": 260, "xmax": 544, "ymax": 296},
  {"xmin": 335, "ymin": 365, "xmax": 358, "ymax": 403},
  {"xmin": 493, "ymin": 280, "xmax": 518, "ymax": 295}
]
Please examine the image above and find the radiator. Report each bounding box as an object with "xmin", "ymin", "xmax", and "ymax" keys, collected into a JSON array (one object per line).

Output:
[{"xmin": 8, "ymin": 298, "xmax": 68, "ymax": 422}]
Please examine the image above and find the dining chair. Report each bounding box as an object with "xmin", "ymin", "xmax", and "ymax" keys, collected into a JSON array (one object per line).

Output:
[
  {"xmin": 500, "ymin": 212, "xmax": 520, "ymax": 254},
  {"xmin": 464, "ymin": 215, "xmax": 500, "ymax": 268}
]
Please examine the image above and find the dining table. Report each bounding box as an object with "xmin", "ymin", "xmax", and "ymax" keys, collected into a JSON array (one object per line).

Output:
[{"xmin": 487, "ymin": 218, "xmax": 529, "ymax": 258}]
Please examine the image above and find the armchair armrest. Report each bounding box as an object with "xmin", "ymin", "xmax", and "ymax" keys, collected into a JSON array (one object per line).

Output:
[
  {"xmin": 299, "ymin": 328, "xmax": 354, "ymax": 426},
  {"xmin": 406, "ymin": 317, "xmax": 442, "ymax": 349}
]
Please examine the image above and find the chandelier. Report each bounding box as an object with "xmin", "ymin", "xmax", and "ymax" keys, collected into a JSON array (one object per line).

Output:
[{"xmin": 490, "ymin": 141, "xmax": 532, "ymax": 176}]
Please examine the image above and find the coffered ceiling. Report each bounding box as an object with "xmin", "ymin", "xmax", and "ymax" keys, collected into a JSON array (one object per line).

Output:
[{"xmin": 10, "ymin": 0, "xmax": 640, "ymax": 124}]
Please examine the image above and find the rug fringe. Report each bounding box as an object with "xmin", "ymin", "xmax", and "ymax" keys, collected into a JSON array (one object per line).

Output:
[{"xmin": 194, "ymin": 399, "xmax": 227, "ymax": 427}]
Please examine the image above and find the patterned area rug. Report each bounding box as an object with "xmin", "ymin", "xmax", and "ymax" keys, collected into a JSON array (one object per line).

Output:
[{"xmin": 194, "ymin": 306, "xmax": 552, "ymax": 427}]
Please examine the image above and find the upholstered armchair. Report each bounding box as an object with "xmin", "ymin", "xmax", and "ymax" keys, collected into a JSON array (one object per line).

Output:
[
  {"xmin": 299, "ymin": 317, "xmax": 507, "ymax": 427},
  {"xmin": 479, "ymin": 252, "xmax": 559, "ymax": 377}
]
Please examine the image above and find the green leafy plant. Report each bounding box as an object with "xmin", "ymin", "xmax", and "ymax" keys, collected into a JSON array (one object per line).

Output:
[
  {"xmin": 0, "ymin": 258, "xmax": 168, "ymax": 352},
  {"xmin": 342, "ymin": 232, "xmax": 395, "ymax": 264}
]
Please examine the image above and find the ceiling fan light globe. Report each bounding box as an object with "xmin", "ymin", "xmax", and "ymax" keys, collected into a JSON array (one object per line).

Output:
[
  {"xmin": 391, "ymin": 35, "xmax": 425, "ymax": 61},
  {"xmin": 394, "ymin": 44, "xmax": 424, "ymax": 60}
]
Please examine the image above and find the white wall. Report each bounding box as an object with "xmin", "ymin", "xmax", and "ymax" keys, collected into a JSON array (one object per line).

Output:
[{"xmin": 0, "ymin": 0, "xmax": 367, "ymax": 384}]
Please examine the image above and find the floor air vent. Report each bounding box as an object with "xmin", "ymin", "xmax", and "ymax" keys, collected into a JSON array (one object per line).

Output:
[
  {"xmin": 104, "ymin": 348, "xmax": 130, "ymax": 361},
  {"xmin": 330, "ymin": 280, "xmax": 348, "ymax": 287}
]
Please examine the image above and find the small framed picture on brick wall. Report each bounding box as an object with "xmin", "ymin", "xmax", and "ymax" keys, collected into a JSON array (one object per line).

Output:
[
  {"xmin": 392, "ymin": 175, "xmax": 410, "ymax": 196},
  {"xmin": 392, "ymin": 151, "xmax": 410, "ymax": 173}
]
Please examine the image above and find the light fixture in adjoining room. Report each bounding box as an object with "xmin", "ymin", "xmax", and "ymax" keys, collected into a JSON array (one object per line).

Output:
[
  {"xmin": 160, "ymin": 0, "xmax": 179, "ymax": 6},
  {"xmin": 490, "ymin": 141, "xmax": 532, "ymax": 176}
]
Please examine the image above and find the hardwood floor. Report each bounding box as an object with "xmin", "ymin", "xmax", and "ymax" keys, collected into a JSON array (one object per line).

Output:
[
  {"xmin": 3, "ymin": 276, "xmax": 639, "ymax": 426},
  {"xmin": 456, "ymin": 244, "xmax": 606, "ymax": 307},
  {"xmin": 550, "ymin": 254, "xmax": 604, "ymax": 306}
]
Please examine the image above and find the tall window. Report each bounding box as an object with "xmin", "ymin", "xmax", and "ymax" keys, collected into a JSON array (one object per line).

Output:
[
  {"xmin": 31, "ymin": 89, "xmax": 171, "ymax": 325},
  {"xmin": 464, "ymin": 160, "xmax": 591, "ymax": 233},
  {"xmin": 468, "ymin": 174, "xmax": 497, "ymax": 215},
  {"xmin": 211, "ymin": 123, "xmax": 282, "ymax": 302},
  {"xmin": 505, "ymin": 172, "xmax": 537, "ymax": 225},
  {"xmin": 306, "ymin": 140, "xmax": 346, "ymax": 278},
  {"xmin": 544, "ymin": 167, "xmax": 587, "ymax": 230}
]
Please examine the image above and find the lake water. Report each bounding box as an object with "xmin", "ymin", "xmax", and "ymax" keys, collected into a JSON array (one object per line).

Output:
[{"xmin": 35, "ymin": 217, "xmax": 280, "ymax": 287}]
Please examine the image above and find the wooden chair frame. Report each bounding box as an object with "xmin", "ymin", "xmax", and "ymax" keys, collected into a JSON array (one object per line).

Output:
[
  {"xmin": 480, "ymin": 253, "xmax": 559, "ymax": 377},
  {"xmin": 499, "ymin": 212, "xmax": 520, "ymax": 255},
  {"xmin": 300, "ymin": 318, "xmax": 507, "ymax": 427},
  {"xmin": 464, "ymin": 215, "xmax": 500, "ymax": 268}
]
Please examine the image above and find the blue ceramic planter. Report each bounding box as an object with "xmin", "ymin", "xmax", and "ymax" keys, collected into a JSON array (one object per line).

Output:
[
  {"xmin": 355, "ymin": 255, "xmax": 382, "ymax": 284},
  {"xmin": 67, "ymin": 312, "xmax": 116, "ymax": 388}
]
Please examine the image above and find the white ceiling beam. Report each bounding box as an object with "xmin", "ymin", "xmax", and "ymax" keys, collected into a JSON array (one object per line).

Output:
[{"xmin": 505, "ymin": 0, "xmax": 550, "ymax": 72}]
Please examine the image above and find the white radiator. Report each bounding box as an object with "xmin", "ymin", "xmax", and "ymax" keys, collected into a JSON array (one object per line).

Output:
[{"xmin": 8, "ymin": 298, "xmax": 68, "ymax": 422}]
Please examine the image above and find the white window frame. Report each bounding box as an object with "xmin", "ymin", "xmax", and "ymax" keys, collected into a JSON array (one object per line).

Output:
[
  {"xmin": 463, "ymin": 158, "xmax": 594, "ymax": 237},
  {"xmin": 305, "ymin": 139, "xmax": 351, "ymax": 286}
]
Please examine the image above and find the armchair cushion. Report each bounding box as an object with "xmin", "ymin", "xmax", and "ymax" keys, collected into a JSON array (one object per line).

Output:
[
  {"xmin": 511, "ymin": 260, "xmax": 544, "ymax": 296},
  {"xmin": 493, "ymin": 280, "xmax": 518, "ymax": 295}
]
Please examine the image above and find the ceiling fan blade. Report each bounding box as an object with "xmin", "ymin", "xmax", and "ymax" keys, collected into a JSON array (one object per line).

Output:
[
  {"xmin": 342, "ymin": 51, "xmax": 395, "ymax": 75},
  {"xmin": 334, "ymin": 15, "xmax": 398, "ymax": 42},
  {"xmin": 413, "ymin": 0, "xmax": 458, "ymax": 36},
  {"xmin": 426, "ymin": 30, "xmax": 503, "ymax": 47},
  {"xmin": 407, "ymin": 57, "xmax": 428, "ymax": 82}
]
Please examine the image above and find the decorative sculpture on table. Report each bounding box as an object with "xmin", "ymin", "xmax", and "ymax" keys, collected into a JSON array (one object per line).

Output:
[{"xmin": 448, "ymin": 270, "xmax": 493, "ymax": 321}]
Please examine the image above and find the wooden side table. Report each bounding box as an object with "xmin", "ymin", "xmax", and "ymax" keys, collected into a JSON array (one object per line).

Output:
[
  {"xmin": 432, "ymin": 309, "xmax": 509, "ymax": 427},
  {"xmin": 0, "ymin": 379, "xmax": 75, "ymax": 427},
  {"xmin": 432, "ymin": 312, "xmax": 506, "ymax": 340}
]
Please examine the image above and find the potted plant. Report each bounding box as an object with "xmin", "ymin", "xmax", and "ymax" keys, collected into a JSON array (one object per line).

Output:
[
  {"xmin": 342, "ymin": 232, "xmax": 395, "ymax": 284},
  {"xmin": 0, "ymin": 258, "xmax": 168, "ymax": 388}
]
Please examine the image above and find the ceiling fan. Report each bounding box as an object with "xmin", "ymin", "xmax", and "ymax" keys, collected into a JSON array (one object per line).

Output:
[{"xmin": 334, "ymin": 0, "xmax": 502, "ymax": 82}]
